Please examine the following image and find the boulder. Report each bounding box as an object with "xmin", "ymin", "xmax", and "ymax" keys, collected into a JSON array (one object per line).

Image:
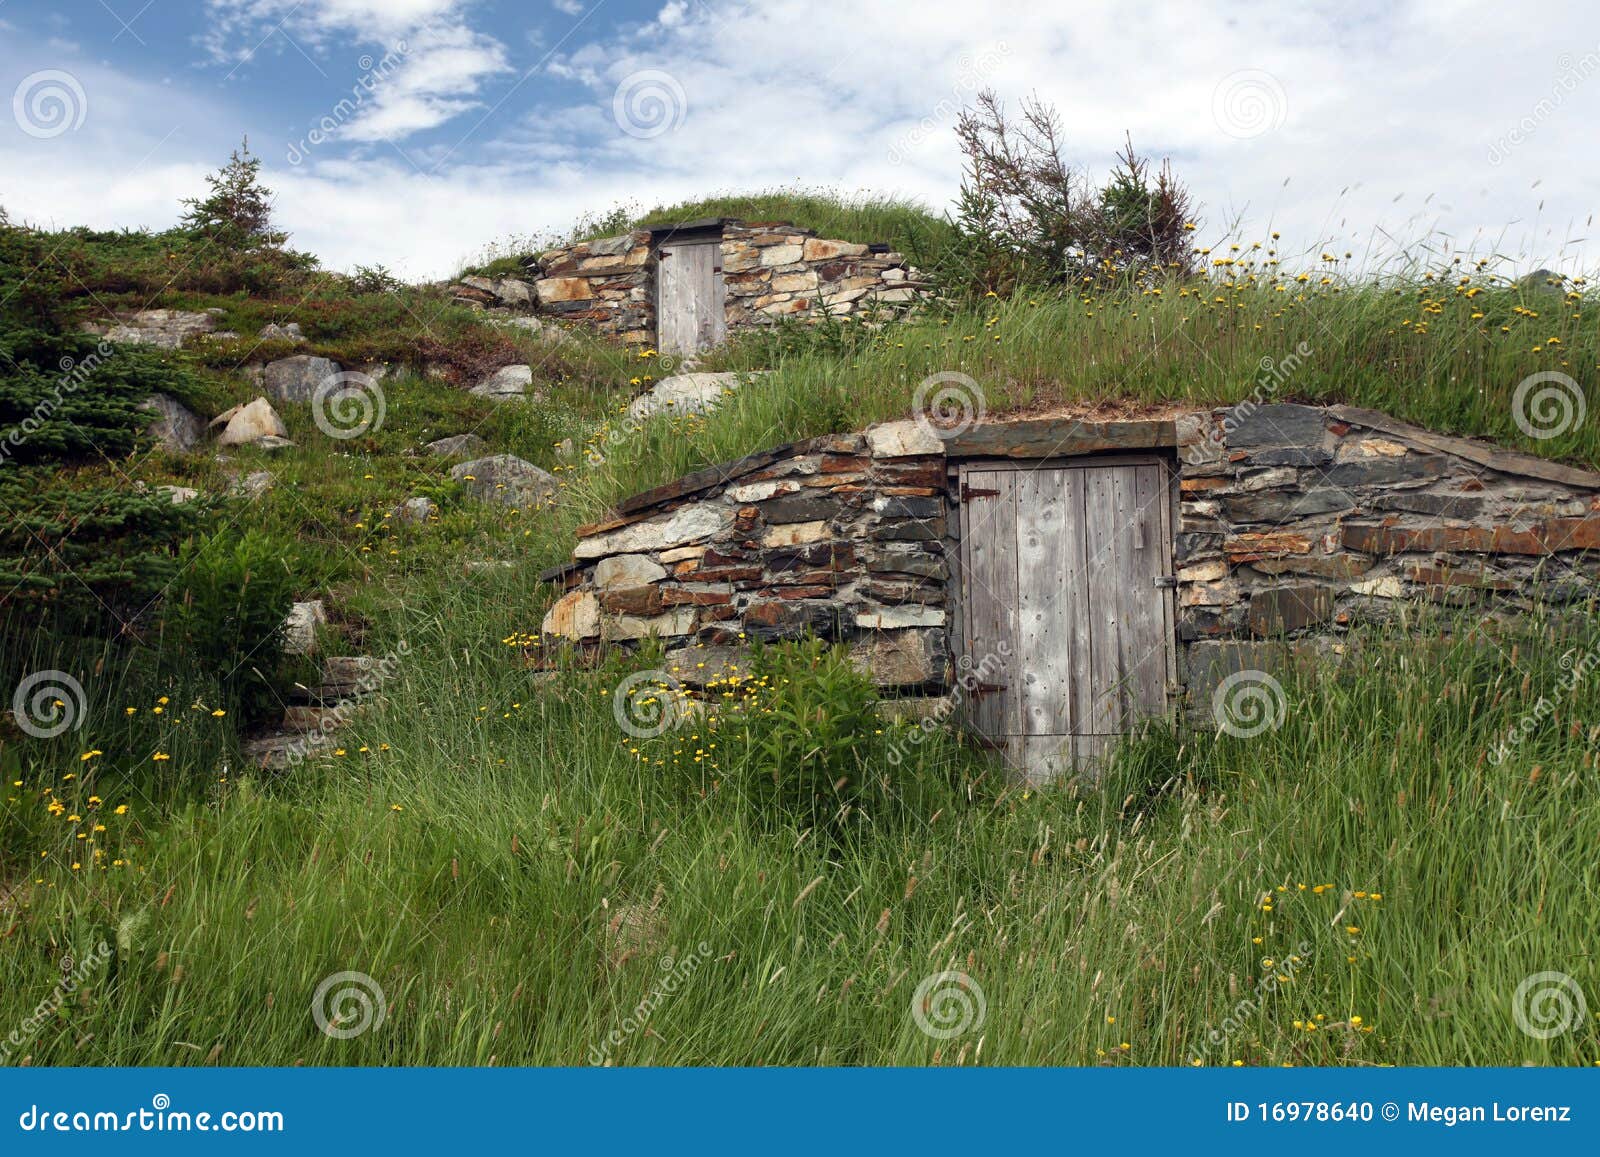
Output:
[
  {"xmin": 258, "ymin": 322, "xmax": 305, "ymax": 342},
  {"xmin": 450, "ymin": 455, "xmax": 558, "ymax": 507},
  {"xmin": 626, "ymin": 372, "xmax": 754, "ymax": 421},
  {"xmin": 392, "ymin": 496, "xmax": 436, "ymax": 526},
  {"xmin": 1516, "ymin": 269, "xmax": 1566, "ymax": 296},
  {"xmin": 157, "ymin": 485, "xmax": 201, "ymax": 505},
  {"xmin": 138, "ymin": 394, "xmax": 204, "ymax": 453},
  {"xmin": 211, "ymin": 397, "xmax": 288, "ymax": 447},
  {"xmin": 262, "ymin": 355, "xmax": 340, "ymax": 404},
  {"xmin": 238, "ymin": 470, "xmax": 275, "ymax": 498},
  {"xmin": 283, "ymin": 600, "xmax": 326, "ymax": 656},
  {"xmin": 470, "ymin": 364, "xmax": 536, "ymax": 401},
  {"xmin": 426, "ymin": 433, "xmax": 486, "ymax": 457}
]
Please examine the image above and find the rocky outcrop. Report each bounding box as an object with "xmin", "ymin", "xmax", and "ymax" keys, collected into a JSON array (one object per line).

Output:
[
  {"xmin": 92, "ymin": 309, "xmax": 223, "ymax": 349},
  {"xmin": 451, "ymin": 455, "xmax": 558, "ymax": 507}
]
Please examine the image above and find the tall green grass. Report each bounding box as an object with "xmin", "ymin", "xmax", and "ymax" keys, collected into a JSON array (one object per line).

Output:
[{"xmin": 3, "ymin": 581, "xmax": 1596, "ymax": 1066}]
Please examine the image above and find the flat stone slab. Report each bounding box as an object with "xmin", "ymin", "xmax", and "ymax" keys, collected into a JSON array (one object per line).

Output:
[{"xmin": 626, "ymin": 372, "xmax": 757, "ymax": 421}]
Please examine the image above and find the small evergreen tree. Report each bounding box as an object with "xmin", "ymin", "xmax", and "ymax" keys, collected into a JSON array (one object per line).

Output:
[{"xmin": 180, "ymin": 137, "xmax": 285, "ymax": 250}]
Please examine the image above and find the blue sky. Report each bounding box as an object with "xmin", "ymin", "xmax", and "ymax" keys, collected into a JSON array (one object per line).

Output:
[{"xmin": 3, "ymin": 1, "xmax": 1599, "ymax": 280}]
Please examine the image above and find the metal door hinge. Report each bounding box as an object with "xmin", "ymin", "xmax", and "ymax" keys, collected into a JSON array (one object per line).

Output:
[
  {"xmin": 960, "ymin": 484, "xmax": 999, "ymax": 502},
  {"xmin": 1152, "ymin": 575, "xmax": 1178, "ymax": 589}
]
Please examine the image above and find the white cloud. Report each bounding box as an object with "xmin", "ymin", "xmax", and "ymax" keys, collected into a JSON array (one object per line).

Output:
[
  {"xmin": 202, "ymin": 0, "xmax": 511, "ymax": 141},
  {"xmin": 6, "ymin": 0, "xmax": 1600, "ymax": 281}
]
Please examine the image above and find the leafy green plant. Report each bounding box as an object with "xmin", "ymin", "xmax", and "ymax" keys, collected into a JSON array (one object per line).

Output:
[{"xmin": 164, "ymin": 529, "xmax": 300, "ymax": 725}]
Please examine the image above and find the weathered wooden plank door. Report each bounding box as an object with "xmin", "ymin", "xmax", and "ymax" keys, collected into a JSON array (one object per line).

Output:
[
  {"xmin": 959, "ymin": 458, "xmax": 1175, "ymax": 782},
  {"xmin": 656, "ymin": 238, "xmax": 726, "ymax": 356}
]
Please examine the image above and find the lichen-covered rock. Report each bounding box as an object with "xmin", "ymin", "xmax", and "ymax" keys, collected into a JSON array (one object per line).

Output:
[
  {"xmin": 469, "ymin": 364, "xmax": 536, "ymax": 401},
  {"xmin": 451, "ymin": 455, "xmax": 557, "ymax": 506},
  {"xmin": 95, "ymin": 309, "xmax": 220, "ymax": 349}
]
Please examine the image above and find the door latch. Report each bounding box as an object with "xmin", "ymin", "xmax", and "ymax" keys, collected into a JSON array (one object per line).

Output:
[{"xmin": 1152, "ymin": 575, "xmax": 1178, "ymax": 589}]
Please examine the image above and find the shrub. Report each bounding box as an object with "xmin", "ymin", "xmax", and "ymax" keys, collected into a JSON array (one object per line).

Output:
[
  {"xmin": 164, "ymin": 529, "xmax": 300, "ymax": 725},
  {"xmin": 938, "ymin": 90, "xmax": 1195, "ymax": 297}
]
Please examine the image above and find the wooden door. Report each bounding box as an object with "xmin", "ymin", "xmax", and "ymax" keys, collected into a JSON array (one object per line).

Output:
[
  {"xmin": 958, "ymin": 459, "xmax": 1175, "ymax": 782},
  {"xmin": 656, "ymin": 238, "xmax": 726, "ymax": 356}
]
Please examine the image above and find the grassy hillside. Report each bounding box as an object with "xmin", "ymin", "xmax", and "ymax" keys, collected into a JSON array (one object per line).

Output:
[{"xmin": 2, "ymin": 202, "xmax": 1598, "ymax": 1066}]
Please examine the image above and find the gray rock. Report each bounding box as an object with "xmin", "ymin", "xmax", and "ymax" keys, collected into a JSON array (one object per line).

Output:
[
  {"xmin": 259, "ymin": 322, "xmax": 305, "ymax": 342},
  {"xmin": 283, "ymin": 600, "xmax": 326, "ymax": 656},
  {"xmin": 1222, "ymin": 489, "xmax": 1355, "ymax": 522},
  {"xmin": 469, "ymin": 364, "xmax": 536, "ymax": 401},
  {"xmin": 157, "ymin": 485, "xmax": 201, "ymax": 505},
  {"xmin": 238, "ymin": 470, "xmax": 275, "ymax": 498},
  {"xmin": 392, "ymin": 496, "xmax": 436, "ymax": 526},
  {"xmin": 626, "ymin": 372, "xmax": 754, "ymax": 421},
  {"xmin": 1223, "ymin": 404, "xmax": 1329, "ymax": 450},
  {"xmin": 138, "ymin": 394, "xmax": 204, "ymax": 453},
  {"xmin": 450, "ymin": 455, "xmax": 558, "ymax": 507},
  {"xmin": 426, "ymin": 433, "xmax": 486, "ymax": 457},
  {"xmin": 263, "ymin": 355, "xmax": 340, "ymax": 404},
  {"xmin": 253, "ymin": 435, "xmax": 298, "ymax": 451},
  {"xmin": 1516, "ymin": 269, "xmax": 1566, "ymax": 296}
]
